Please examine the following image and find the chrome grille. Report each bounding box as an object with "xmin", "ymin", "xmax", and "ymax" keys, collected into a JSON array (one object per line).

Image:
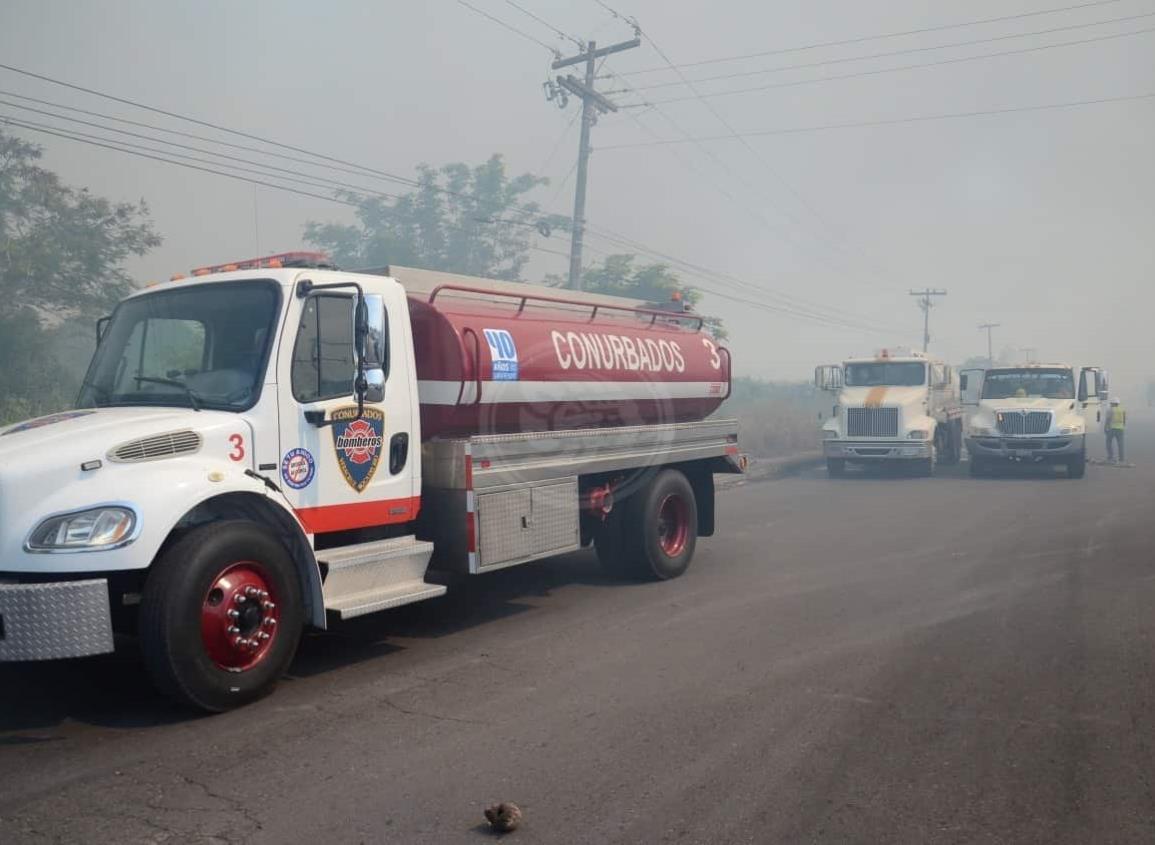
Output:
[
  {"xmin": 996, "ymin": 411, "xmax": 1051, "ymax": 435},
  {"xmin": 846, "ymin": 407, "xmax": 899, "ymax": 438},
  {"xmin": 109, "ymin": 430, "xmax": 202, "ymax": 463}
]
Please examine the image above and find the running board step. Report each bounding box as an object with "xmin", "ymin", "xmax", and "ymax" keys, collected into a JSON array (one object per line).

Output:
[{"xmin": 319, "ymin": 536, "xmax": 445, "ymax": 620}]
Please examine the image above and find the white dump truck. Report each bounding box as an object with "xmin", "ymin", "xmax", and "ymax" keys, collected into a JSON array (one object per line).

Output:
[
  {"xmin": 0, "ymin": 253, "xmax": 743, "ymax": 710},
  {"xmin": 961, "ymin": 362, "xmax": 1106, "ymax": 478},
  {"xmin": 815, "ymin": 349, "xmax": 963, "ymax": 477}
]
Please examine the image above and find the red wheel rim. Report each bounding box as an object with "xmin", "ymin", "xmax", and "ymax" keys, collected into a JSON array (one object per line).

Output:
[
  {"xmin": 201, "ymin": 562, "xmax": 280, "ymax": 672},
  {"xmin": 657, "ymin": 494, "xmax": 690, "ymax": 557}
]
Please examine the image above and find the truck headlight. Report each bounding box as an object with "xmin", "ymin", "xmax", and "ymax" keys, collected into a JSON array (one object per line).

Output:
[
  {"xmin": 26, "ymin": 506, "xmax": 137, "ymax": 551},
  {"xmin": 1059, "ymin": 425, "xmax": 1083, "ymax": 435},
  {"xmin": 970, "ymin": 426, "xmax": 992, "ymax": 436},
  {"xmin": 907, "ymin": 430, "xmax": 929, "ymax": 440}
]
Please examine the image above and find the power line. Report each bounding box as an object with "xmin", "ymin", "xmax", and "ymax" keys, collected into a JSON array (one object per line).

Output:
[
  {"xmin": 503, "ymin": 0, "xmax": 584, "ymax": 49},
  {"xmin": 0, "ymin": 88, "xmax": 426, "ymax": 190},
  {"xmin": 614, "ymin": 0, "xmax": 1129, "ymax": 76},
  {"xmin": 455, "ymin": 0, "xmax": 559, "ymax": 55},
  {"xmin": 0, "ymin": 63, "xmax": 906, "ymax": 333},
  {"xmin": 643, "ymin": 24, "xmax": 1155, "ymax": 106},
  {"xmin": 1, "ymin": 116, "xmax": 359, "ymax": 207},
  {"xmin": 0, "ymin": 61, "xmax": 524, "ymax": 205},
  {"xmin": 599, "ymin": 91, "xmax": 1155, "ymax": 149},
  {"xmin": 618, "ymin": 9, "xmax": 1155, "ymax": 92},
  {"xmin": 633, "ymin": 24, "xmax": 901, "ymax": 289}
]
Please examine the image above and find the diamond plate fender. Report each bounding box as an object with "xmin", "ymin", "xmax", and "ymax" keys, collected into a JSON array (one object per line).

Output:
[{"xmin": 0, "ymin": 579, "xmax": 114, "ymax": 661}]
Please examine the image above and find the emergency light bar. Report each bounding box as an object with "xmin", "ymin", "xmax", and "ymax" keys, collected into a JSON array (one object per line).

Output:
[{"xmin": 189, "ymin": 251, "xmax": 333, "ymax": 276}]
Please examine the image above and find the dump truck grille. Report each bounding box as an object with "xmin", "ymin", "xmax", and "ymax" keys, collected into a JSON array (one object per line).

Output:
[
  {"xmin": 996, "ymin": 411, "xmax": 1051, "ymax": 435},
  {"xmin": 846, "ymin": 407, "xmax": 899, "ymax": 438},
  {"xmin": 109, "ymin": 430, "xmax": 202, "ymax": 463}
]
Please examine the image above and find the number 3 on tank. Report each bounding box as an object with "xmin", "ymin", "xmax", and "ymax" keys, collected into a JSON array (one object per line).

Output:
[
  {"xmin": 228, "ymin": 434, "xmax": 245, "ymax": 462},
  {"xmin": 702, "ymin": 337, "xmax": 721, "ymax": 369}
]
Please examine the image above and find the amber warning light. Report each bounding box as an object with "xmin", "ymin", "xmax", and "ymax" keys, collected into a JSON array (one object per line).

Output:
[{"xmin": 188, "ymin": 251, "xmax": 331, "ymax": 276}]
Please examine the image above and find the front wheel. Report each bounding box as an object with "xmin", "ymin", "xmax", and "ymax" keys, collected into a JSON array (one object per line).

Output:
[
  {"xmin": 1066, "ymin": 451, "xmax": 1087, "ymax": 479},
  {"xmin": 969, "ymin": 457, "xmax": 989, "ymax": 477},
  {"xmin": 826, "ymin": 458, "xmax": 846, "ymax": 478},
  {"xmin": 140, "ymin": 521, "xmax": 304, "ymax": 712}
]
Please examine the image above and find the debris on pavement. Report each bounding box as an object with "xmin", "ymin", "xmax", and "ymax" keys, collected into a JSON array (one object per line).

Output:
[{"xmin": 484, "ymin": 802, "xmax": 523, "ymax": 833}]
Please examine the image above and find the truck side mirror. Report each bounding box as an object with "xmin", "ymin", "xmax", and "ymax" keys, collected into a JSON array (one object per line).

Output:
[{"xmin": 352, "ymin": 294, "xmax": 388, "ymax": 405}]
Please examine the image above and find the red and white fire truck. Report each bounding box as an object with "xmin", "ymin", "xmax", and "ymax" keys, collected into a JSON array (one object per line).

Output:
[{"xmin": 0, "ymin": 254, "xmax": 743, "ymax": 710}]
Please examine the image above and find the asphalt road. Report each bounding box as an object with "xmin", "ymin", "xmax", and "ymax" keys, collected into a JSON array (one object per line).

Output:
[{"xmin": 2, "ymin": 419, "xmax": 1154, "ymax": 844}]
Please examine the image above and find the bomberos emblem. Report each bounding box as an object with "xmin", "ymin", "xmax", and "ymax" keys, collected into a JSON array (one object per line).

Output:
[{"xmin": 330, "ymin": 406, "xmax": 385, "ymax": 492}]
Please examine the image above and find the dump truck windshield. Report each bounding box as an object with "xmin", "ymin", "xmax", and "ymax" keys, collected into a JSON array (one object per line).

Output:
[
  {"xmin": 77, "ymin": 281, "xmax": 280, "ymax": 412},
  {"xmin": 844, "ymin": 362, "xmax": 926, "ymax": 387},
  {"xmin": 981, "ymin": 368, "xmax": 1074, "ymax": 400}
]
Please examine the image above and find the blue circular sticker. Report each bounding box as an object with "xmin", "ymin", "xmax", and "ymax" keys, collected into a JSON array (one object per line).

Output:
[{"xmin": 281, "ymin": 448, "xmax": 316, "ymax": 490}]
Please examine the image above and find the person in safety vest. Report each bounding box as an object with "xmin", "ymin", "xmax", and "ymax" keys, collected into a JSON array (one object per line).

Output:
[{"xmin": 1104, "ymin": 397, "xmax": 1126, "ymax": 463}]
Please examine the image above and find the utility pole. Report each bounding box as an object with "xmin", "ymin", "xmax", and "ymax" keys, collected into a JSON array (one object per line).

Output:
[
  {"xmin": 978, "ymin": 322, "xmax": 1000, "ymax": 365},
  {"xmin": 548, "ymin": 35, "xmax": 640, "ymax": 290},
  {"xmin": 909, "ymin": 288, "xmax": 948, "ymax": 352},
  {"xmin": 1022, "ymin": 347, "xmax": 1037, "ymax": 363}
]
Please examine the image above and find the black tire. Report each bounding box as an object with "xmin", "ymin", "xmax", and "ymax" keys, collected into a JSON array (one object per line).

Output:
[
  {"xmin": 826, "ymin": 458, "xmax": 846, "ymax": 478},
  {"xmin": 1067, "ymin": 451, "xmax": 1086, "ymax": 479},
  {"xmin": 969, "ymin": 457, "xmax": 988, "ymax": 477},
  {"xmin": 618, "ymin": 468, "xmax": 699, "ymax": 581},
  {"xmin": 140, "ymin": 520, "xmax": 304, "ymax": 712}
]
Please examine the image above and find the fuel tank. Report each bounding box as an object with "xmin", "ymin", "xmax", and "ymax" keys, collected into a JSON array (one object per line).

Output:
[{"xmin": 408, "ymin": 285, "xmax": 731, "ymax": 439}]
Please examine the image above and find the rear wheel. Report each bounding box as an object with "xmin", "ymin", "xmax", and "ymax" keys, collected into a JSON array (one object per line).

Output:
[
  {"xmin": 140, "ymin": 521, "xmax": 303, "ymax": 712},
  {"xmin": 826, "ymin": 458, "xmax": 846, "ymax": 478},
  {"xmin": 609, "ymin": 469, "xmax": 699, "ymax": 581}
]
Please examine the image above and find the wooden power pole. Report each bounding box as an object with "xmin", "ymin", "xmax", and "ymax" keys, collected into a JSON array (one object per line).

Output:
[
  {"xmin": 909, "ymin": 288, "xmax": 948, "ymax": 352},
  {"xmin": 550, "ymin": 36, "xmax": 640, "ymax": 290},
  {"xmin": 978, "ymin": 322, "xmax": 1000, "ymax": 364}
]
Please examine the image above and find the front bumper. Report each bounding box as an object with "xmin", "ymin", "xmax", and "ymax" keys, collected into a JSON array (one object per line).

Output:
[
  {"xmin": 0, "ymin": 578, "xmax": 114, "ymax": 661},
  {"xmin": 823, "ymin": 440, "xmax": 932, "ymax": 461},
  {"xmin": 965, "ymin": 435, "xmax": 1082, "ymax": 463}
]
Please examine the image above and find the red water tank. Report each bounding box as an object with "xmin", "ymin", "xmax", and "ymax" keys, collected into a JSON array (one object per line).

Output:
[{"xmin": 408, "ymin": 285, "xmax": 731, "ymax": 439}]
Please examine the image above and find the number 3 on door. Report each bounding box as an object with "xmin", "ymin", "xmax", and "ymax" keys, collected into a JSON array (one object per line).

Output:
[{"xmin": 228, "ymin": 434, "xmax": 245, "ymax": 462}]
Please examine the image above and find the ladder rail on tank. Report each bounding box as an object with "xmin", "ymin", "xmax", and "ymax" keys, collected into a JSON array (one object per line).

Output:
[{"xmin": 426, "ymin": 284, "xmax": 706, "ymax": 331}]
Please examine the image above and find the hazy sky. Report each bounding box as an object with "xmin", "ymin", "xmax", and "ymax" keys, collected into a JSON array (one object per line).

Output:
[{"xmin": 2, "ymin": 0, "xmax": 1152, "ymax": 393}]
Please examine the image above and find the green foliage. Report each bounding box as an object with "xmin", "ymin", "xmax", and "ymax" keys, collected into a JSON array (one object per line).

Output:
[
  {"xmin": 0, "ymin": 132, "xmax": 161, "ymax": 320},
  {"xmin": 304, "ymin": 155, "xmax": 566, "ymax": 281},
  {"xmin": 0, "ymin": 130, "xmax": 160, "ymax": 424},
  {"xmin": 550, "ymin": 253, "xmax": 727, "ymax": 339}
]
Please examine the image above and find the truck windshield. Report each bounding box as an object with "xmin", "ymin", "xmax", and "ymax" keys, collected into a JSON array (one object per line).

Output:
[
  {"xmin": 844, "ymin": 362, "xmax": 925, "ymax": 386},
  {"xmin": 981, "ymin": 368, "xmax": 1074, "ymax": 400},
  {"xmin": 77, "ymin": 281, "xmax": 280, "ymax": 412}
]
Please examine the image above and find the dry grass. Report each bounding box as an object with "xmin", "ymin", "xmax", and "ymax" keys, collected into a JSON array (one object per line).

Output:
[{"xmin": 716, "ymin": 378, "xmax": 821, "ymax": 457}]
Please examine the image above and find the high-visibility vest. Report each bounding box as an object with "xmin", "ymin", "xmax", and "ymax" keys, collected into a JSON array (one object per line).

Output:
[{"xmin": 1109, "ymin": 407, "xmax": 1126, "ymax": 430}]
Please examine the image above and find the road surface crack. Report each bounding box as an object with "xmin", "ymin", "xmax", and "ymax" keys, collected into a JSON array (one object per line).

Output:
[{"xmin": 379, "ymin": 696, "xmax": 488, "ymax": 725}]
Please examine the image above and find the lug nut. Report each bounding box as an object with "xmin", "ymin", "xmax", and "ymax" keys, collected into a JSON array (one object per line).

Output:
[
  {"xmin": 258, "ymin": 632, "xmax": 271, "ymax": 641},
  {"xmin": 227, "ymin": 625, "xmax": 240, "ymax": 634},
  {"xmin": 233, "ymin": 636, "xmax": 243, "ymax": 647},
  {"xmin": 227, "ymin": 609, "xmax": 240, "ymax": 619},
  {"xmin": 235, "ymin": 594, "xmax": 247, "ymax": 605},
  {"xmin": 263, "ymin": 617, "xmax": 276, "ymax": 628},
  {"xmin": 245, "ymin": 586, "xmax": 259, "ymax": 597},
  {"xmin": 262, "ymin": 601, "xmax": 275, "ymax": 611}
]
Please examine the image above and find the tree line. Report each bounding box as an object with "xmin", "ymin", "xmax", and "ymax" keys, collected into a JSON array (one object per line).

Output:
[{"xmin": 0, "ymin": 131, "xmax": 711, "ymax": 424}]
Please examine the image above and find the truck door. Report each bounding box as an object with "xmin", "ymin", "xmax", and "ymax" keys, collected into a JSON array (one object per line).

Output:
[
  {"xmin": 959, "ymin": 368, "xmax": 985, "ymax": 431},
  {"xmin": 1078, "ymin": 367, "xmax": 1103, "ymax": 432},
  {"xmin": 276, "ymin": 282, "xmax": 418, "ymax": 536}
]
